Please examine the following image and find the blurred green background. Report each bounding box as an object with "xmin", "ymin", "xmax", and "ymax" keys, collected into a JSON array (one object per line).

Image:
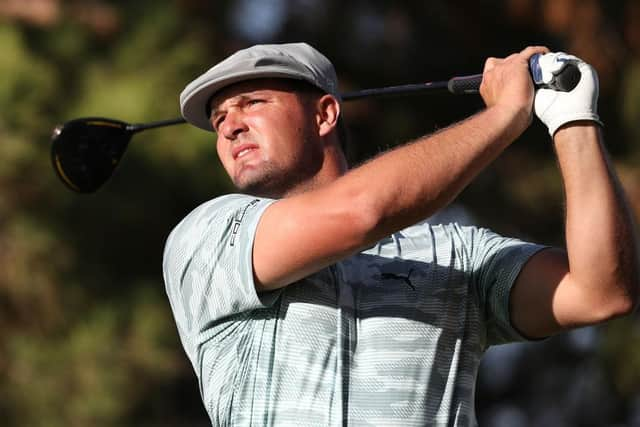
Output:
[{"xmin": 1, "ymin": 0, "xmax": 640, "ymax": 425}]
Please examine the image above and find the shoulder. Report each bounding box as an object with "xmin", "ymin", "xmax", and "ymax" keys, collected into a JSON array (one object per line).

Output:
[
  {"xmin": 406, "ymin": 220, "xmax": 543, "ymax": 266},
  {"xmin": 169, "ymin": 194, "xmax": 270, "ymax": 238},
  {"xmin": 179, "ymin": 194, "xmax": 265, "ymax": 227},
  {"xmin": 410, "ymin": 219, "xmax": 489, "ymax": 247},
  {"xmin": 163, "ymin": 194, "xmax": 275, "ymax": 264},
  {"xmin": 428, "ymin": 221, "xmax": 527, "ymax": 248}
]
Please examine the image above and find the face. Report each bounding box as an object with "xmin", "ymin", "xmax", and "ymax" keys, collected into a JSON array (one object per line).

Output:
[{"xmin": 209, "ymin": 79, "xmax": 325, "ymax": 198}]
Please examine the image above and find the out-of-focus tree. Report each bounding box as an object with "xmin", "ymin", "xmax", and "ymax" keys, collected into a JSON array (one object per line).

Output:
[{"xmin": 0, "ymin": 1, "xmax": 638, "ymax": 426}]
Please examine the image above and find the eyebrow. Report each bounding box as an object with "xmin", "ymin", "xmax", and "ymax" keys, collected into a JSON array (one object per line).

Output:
[
  {"xmin": 208, "ymin": 92, "xmax": 267, "ymax": 119},
  {"xmin": 207, "ymin": 96, "xmax": 225, "ymax": 120},
  {"xmin": 207, "ymin": 95, "xmax": 237, "ymax": 120}
]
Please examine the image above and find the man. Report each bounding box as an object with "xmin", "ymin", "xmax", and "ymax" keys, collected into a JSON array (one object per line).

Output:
[{"xmin": 163, "ymin": 42, "xmax": 638, "ymax": 426}]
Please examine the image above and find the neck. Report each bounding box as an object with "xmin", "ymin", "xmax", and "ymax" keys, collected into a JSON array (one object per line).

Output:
[{"xmin": 280, "ymin": 143, "xmax": 348, "ymax": 198}]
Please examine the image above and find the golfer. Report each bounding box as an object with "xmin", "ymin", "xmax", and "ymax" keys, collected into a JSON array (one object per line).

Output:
[{"xmin": 163, "ymin": 42, "xmax": 638, "ymax": 426}]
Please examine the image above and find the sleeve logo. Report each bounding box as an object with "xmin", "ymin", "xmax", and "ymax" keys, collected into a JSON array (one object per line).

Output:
[{"xmin": 230, "ymin": 199, "xmax": 260, "ymax": 247}]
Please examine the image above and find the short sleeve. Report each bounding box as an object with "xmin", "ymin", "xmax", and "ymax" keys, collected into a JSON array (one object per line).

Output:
[
  {"xmin": 467, "ymin": 227, "xmax": 548, "ymax": 346},
  {"xmin": 162, "ymin": 194, "xmax": 278, "ymax": 357}
]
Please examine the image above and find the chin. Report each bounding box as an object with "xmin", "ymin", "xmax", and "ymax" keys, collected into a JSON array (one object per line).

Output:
[
  {"xmin": 237, "ymin": 177, "xmax": 292, "ymax": 198},
  {"xmin": 235, "ymin": 163, "xmax": 314, "ymax": 198},
  {"xmin": 235, "ymin": 176, "xmax": 277, "ymax": 197}
]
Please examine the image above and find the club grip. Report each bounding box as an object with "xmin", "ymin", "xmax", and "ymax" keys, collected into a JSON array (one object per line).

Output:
[
  {"xmin": 448, "ymin": 56, "xmax": 582, "ymax": 95},
  {"xmin": 528, "ymin": 53, "xmax": 581, "ymax": 92},
  {"xmin": 551, "ymin": 63, "xmax": 581, "ymax": 91},
  {"xmin": 448, "ymin": 74, "xmax": 483, "ymax": 95}
]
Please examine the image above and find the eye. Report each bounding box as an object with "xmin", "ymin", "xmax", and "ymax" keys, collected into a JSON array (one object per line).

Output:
[
  {"xmin": 247, "ymin": 98, "xmax": 264, "ymax": 106},
  {"xmin": 212, "ymin": 114, "xmax": 225, "ymax": 131}
]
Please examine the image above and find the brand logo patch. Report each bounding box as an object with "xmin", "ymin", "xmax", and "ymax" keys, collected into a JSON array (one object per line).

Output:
[
  {"xmin": 230, "ymin": 199, "xmax": 260, "ymax": 246},
  {"xmin": 381, "ymin": 268, "xmax": 416, "ymax": 290}
]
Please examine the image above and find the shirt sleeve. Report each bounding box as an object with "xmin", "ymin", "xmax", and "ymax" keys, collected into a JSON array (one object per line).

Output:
[
  {"xmin": 466, "ymin": 226, "xmax": 549, "ymax": 346},
  {"xmin": 162, "ymin": 194, "xmax": 279, "ymax": 357}
]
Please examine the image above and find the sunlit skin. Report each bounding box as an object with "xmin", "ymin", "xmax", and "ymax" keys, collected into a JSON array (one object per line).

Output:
[
  {"xmin": 209, "ymin": 79, "xmax": 346, "ymax": 198},
  {"xmin": 207, "ymin": 50, "xmax": 637, "ymax": 339}
]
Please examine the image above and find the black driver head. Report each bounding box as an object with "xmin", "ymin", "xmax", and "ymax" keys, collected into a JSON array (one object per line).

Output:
[{"xmin": 50, "ymin": 118, "xmax": 133, "ymax": 193}]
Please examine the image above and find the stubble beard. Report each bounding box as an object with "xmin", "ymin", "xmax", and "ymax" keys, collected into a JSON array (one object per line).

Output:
[
  {"xmin": 234, "ymin": 133, "xmax": 324, "ymax": 199},
  {"xmin": 235, "ymin": 162, "xmax": 289, "ymax": 198}
]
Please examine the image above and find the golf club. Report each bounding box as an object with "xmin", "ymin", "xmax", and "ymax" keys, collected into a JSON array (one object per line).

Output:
[{"xmin": 51, "ymin": 56, "xmax": 580, "ymax": 193}]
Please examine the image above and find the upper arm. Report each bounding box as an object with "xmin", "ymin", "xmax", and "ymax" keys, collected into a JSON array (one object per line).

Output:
[
  {"xmin": 508, "ymin": 247, "xmax": 572, "ymax": 339},
  {"xmin": 252, "ymin": 185, "xmax": 374, "ymax": 291},
  {"xmin": 508, "ymin": 246, "xmax": 631, "ymax": 339}
]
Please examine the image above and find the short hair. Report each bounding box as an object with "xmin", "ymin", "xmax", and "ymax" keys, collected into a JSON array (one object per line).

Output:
[{"xmin": 279, "ymin": 79, "xmax": 350, "ymax": 157}]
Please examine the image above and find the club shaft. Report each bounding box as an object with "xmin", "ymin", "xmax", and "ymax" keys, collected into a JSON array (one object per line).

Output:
[
  {"xmin": 124, "ymin": 74, "xmax": 483, "ymax": 132},
  {"xmin": 127, "ymin": 117, "xmax": 187, "ymax": 133},
  {"xmin": 342, "ymin": 81, "xmax": 450, "ymax": 101}
]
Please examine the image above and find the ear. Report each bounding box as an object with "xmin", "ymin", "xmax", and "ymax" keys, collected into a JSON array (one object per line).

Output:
[{"xmin": 315, "ymin": 94, "xmax": 340, "ymax": 137}]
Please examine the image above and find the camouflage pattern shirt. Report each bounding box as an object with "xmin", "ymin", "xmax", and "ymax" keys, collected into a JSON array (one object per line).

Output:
[{"xmin": 163, "ymin": 194, "xmax": 547, "ymax": 426}]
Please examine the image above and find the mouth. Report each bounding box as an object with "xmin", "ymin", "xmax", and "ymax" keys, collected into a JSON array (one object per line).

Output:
[{"xmin": 232, "ymin": 143, "xmax": 259, "ymax": 160}]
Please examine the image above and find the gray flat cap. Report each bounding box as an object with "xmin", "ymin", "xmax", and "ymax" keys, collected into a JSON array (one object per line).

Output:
[{"xmin": 180, "ymin": 42, "xmax": 340, "ymax": 131}]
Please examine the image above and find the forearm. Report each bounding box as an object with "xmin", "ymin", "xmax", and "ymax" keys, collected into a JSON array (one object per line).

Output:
[
  {"xmin": 555, "ymin": 123, "xmax": 639, "ymax": 319},
  {"xmin": 343, "ymin": 104, "xmax": 527, "ymax": 241},
  {"xmin": 254, "ymin": 105, "xmax": 527, "ymax": 289},
  {"xmin": 253, "ymin": 46, "xmax": 544, "ymax": 290}
]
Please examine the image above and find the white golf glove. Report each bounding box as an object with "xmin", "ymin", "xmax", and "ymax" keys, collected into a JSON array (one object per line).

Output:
[{"xmin": 533, "ymin": 52, "xmax": 603, "ymax": 137}]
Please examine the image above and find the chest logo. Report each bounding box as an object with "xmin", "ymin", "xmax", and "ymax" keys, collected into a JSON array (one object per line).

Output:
[{"xmin": 381, "ymin": 268, "xmax": 416, "ymax": 290}]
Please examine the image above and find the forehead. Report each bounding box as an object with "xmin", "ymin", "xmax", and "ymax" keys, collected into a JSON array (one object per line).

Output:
[{"xmin": 209, "ymin": 78, "xmax": 305, "ymax": 112}]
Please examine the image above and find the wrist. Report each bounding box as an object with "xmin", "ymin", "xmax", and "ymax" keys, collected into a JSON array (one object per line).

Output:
[
  {"xmin": 488, "ymin": 103, "xmax": 532, "ymax": 140},
  {"xmin": 553, "ymin": 121, "xmax": 602, "ymax": 143},
  {"xmin": 547, "ymin": 115, "xmax": 604, "ymax": 138}
]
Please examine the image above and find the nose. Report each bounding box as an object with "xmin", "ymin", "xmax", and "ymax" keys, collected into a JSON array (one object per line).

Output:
[{"xmin": 219, "ymin": 109, "xmax": 248, "ymax": 140}]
